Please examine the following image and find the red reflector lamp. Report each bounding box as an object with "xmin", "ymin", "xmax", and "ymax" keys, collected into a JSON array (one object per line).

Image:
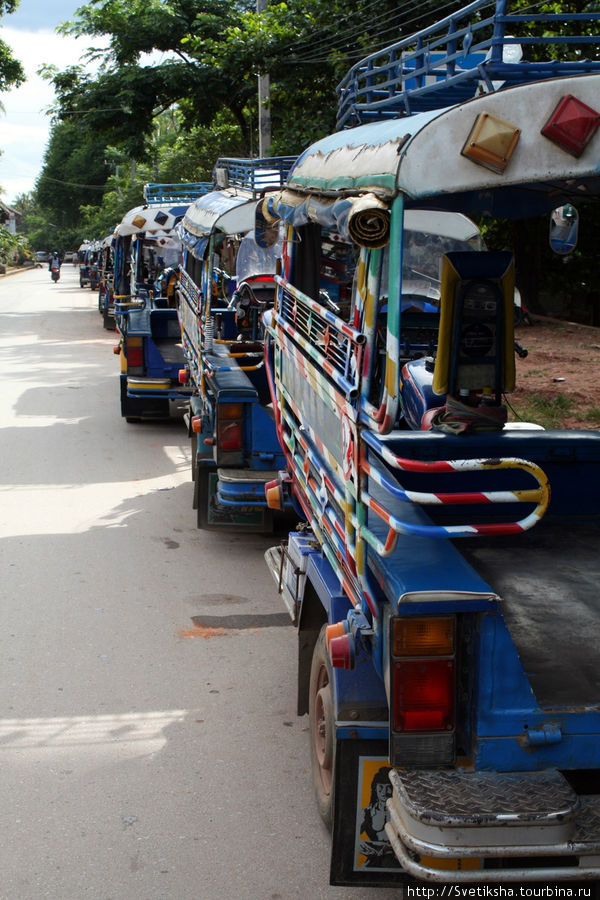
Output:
[
  {"xmin": 217, "ymin": 420, "xmax": 242, "ymax": 451},
  {"xmin": 329, "ymin": 633, "xmax": 355, "ymax": 670},
  {"xmin": 325, "ymin": 621, "xmax": 347, "ymax": 651},
  {"xmin": 178, "ymin": 368, "xmax": 189, "ymax": 384},
  {"xmin": 541, "ymin": 94, "xmax": 600, "ymax": 157},
  {"xmin": 392, "ymin": 660, "xmax": 454, "ymax": 732},
  {"xmin": 127, "ymin": 347, "xmax": 143, "ymax": 367},
  {"xmin": 113, "ymin": 344, "xmax": 120, "ymax": 355},
  {"xmin": 191, "ymin": 415, "xmax": 202, "ymax": 434}
]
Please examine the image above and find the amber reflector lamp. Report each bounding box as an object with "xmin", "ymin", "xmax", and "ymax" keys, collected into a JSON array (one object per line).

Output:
[
  {"xmin": 461, "ymin": 111, "xmax": 521, "ymax": 174},
  {"xmin": 541, "ymin": 94, "xmax": 600, "ymax": 158}
]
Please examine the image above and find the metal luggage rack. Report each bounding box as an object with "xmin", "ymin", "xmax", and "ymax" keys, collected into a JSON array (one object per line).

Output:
[
  {"xmin": 336, "ymin": 0, "xmax": 600, "ymax": 128},
  {"xmin": 143, "ymin": 183, "xmax": 212, "ymax": 204},
  {"xmin": 212, "ymin": 157, "xmax": 297, "ymax": 196}
]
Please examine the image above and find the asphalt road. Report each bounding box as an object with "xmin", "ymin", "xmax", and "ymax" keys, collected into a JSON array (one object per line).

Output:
[{"xmin": 0, "ymin": 266, "xmax": 401, "ymax": 899}]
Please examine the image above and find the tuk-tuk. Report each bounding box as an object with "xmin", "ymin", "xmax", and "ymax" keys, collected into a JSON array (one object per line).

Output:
[
  {"xmin": 97, "ymin": 234, "xmax": 115, "ymax": 330},
  {"xmin": 78, "ymin": 241, "xmax": 93, "ymax": 287},
  {"xmin": 177, "ymin": 157, "xmax": 297, "ymax": 529},
  {"xmin": 262, "ymin": 0, "xmax": 600, "ymax": 888},
  {"xmin": 113, "ymin": 182, "xmax": 211, "ymax": 422}
]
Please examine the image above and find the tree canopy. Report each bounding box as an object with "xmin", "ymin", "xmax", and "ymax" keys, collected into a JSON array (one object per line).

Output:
[
  {"xmin": 23, "ymin": 0, "xmax": 600, "ymax": 318},
  {"xmin": 0, "ymin": 1, "xmax": 24, "ymax": 99}
]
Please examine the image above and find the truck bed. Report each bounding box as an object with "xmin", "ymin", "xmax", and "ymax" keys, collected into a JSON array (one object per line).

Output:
[{"xmin": 458, "ymin": 518, "xmax": 600, "ymax": 708}]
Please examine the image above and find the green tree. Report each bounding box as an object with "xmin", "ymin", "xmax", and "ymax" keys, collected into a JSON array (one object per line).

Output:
[
  {"xmin": 46, "ymin": 0, "xmax": 439, "ymax": 158},
  {"xmin": 0, "ymin": 0, "xmax": 25, "ymax": 94},
  {"xmin": 24, "ymin": 120, "xmax": 111, "ymax": 249}
]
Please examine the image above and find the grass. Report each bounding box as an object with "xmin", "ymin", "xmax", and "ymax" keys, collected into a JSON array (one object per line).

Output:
[
  {"xmin": 576, "ymin": 407, "xmax": 600, "ymax": 426},
  {"xmin": 508, "ymin": 393, "xmax": 575, "ymax": 429}
]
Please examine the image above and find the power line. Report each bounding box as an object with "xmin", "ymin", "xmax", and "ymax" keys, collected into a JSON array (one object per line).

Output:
[
  {"xmin": 289, "ymin": 0, "xmax": 466, "ymax": 64},
  {"xmin": 282, "ymin": 0, "xmax": 433, "ymax": 60},
  {"xmin": 37, "ymin": 175, "xmax": 108, "ymax": 190},
  {"xmin": 280, "ymin": 0, "xmax": 403, "ymax": 54}
]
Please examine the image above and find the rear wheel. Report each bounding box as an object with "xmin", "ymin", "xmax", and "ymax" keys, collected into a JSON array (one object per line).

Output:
[{"xmin": 309, "ymin": 625, "xmax": 335, "ymax": 830}]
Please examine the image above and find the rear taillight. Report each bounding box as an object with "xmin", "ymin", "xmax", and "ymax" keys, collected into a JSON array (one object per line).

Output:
[
  {"xmin": 127, "ymin": 346, "xmax": 143, "ymax": 368},
  {"xmin": 217, "ymin": 403, "xmax": 243, "ymax": 452},
  {"xmin": 392, "ymin": 659, "xmax": 454, "ymax": 732},
  {"xmin": 217, "ymin": 421, "xmax": 242, "ymax": 451},
  {"xmin": 391, "ymin": 616, "xmax": 455, "ymax": 734}
]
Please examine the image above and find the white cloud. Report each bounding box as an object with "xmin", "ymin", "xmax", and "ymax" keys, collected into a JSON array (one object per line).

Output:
[{"xmin": 0, "ymin": 26, "xmax": 91, "ymax": 202}]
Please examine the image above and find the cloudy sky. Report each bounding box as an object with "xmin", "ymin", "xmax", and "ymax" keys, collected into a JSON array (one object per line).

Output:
[{"xmin": 0, "ymin": 0, "xmax": 91, "ymax": 203}]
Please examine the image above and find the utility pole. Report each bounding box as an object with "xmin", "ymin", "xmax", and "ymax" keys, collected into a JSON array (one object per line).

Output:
[{"xmin": 257, "ymin": 0, "xmax": 271, "ymax": 157}]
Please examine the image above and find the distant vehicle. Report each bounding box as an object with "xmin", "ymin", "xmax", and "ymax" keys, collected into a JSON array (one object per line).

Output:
[
  {"xmin": 63, "ymin": 251, "xmax": 76, "ymax": 264},
  {"xmin": 35, "ymin": 251, "xmax": 49, "ymax": 263}
]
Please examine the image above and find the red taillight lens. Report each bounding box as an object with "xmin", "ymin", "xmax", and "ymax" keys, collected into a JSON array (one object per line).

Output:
[
  {"xmin": 392, "ymin": 659, "xmax": 454, "ymax": 732},
  {"xmin": 127, "ymin": 347, "xmax": 143, "ymax": 367},
  {"xmin": 217, "ymin": 420, "xmax": 242, "ymax": 451}
]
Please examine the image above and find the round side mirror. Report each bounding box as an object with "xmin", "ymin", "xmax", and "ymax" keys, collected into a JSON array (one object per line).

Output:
[{"xmin": 550, "ymin": 204, "xmax": 578, "ymax": 256}]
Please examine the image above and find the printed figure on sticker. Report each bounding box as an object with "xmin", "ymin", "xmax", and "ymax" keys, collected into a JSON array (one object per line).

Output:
[{"xmin": 354, "ymin": 759, "xmax": 401, "ymax": 871}]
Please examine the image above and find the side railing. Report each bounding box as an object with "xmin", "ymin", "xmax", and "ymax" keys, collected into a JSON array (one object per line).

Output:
[
  {"xmin": 269, "ymin": 274, "xmax": 551, "ymax": 623},
  {"xmin": 337, "ymin": 0, "xmax": 600, "ymax": 127},
  {"xmin": 143, "ymin": 182, "xmax": 212, "ymax": 204},
  {"xmin": 212, "ymin": 157, "xmax": 297, "ymax": 195},
  {"xmin": 177, "ymin": 269, "xmax": 203, "ymax": 381},
  {"xmin": 273, "ymin": 276, "xmax": 366, "ymax": 401}
]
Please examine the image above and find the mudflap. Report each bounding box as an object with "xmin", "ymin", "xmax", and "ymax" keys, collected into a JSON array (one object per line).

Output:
[
  {"xmin": 330, "ymin": 738, "xmax": 412, "ymax": 888},
  {"xmin": 202, "ymin": 470, "xmax": 271, "ymax": 531}
]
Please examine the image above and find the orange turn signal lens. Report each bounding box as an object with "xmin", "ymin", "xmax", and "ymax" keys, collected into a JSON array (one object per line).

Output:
[
  {"xmin": 325, "ymin": 621, "xmax": 347, "ymax": 651},
  {"xmin": 392, "ymin": 616, "xmax": 455, "ymax": 657},
  {"xmin": 265, "ymin": 480, "xmax": 283, "ymax": 510},
  {"xmin": 219, "ymin": 403, "xmax": 243, "ymax": 420}
]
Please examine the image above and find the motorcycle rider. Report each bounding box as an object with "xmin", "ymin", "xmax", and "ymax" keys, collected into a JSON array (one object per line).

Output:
[{"xmin": 48, "ymin": 251, "xmax": 61, "ymax": 272}]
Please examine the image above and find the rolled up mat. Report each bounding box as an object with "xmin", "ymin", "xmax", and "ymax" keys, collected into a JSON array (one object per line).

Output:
[{"xmin": 347, "ymin": 193, "xmax": 390, "ymax": 248}]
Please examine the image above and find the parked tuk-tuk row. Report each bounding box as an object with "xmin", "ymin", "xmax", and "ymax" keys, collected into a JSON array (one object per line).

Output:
[{"xmin": 70, "ymin": 0, "xmax": 600, "ymax": 889}]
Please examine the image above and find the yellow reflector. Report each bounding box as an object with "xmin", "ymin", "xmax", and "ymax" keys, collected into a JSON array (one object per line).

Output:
[
  {"xmin": 461, "ymin": 111, "xmax": 521, "ymax": 174},
  {"xmin": 392, "ymin": 616, "xmax": 455, "ymax": 657},
  {"xmin": 219, "ymin": 403, "xmax": 243, "ymax": 420}
]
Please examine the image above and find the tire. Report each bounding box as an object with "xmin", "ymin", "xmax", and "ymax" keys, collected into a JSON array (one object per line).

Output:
[{"xmin": 309, "ymin": 625, "xmax": 336, "ymax": 830}]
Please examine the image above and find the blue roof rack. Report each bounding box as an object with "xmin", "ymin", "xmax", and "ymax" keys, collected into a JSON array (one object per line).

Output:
[
  {"xmin": 212, "ymin": 157, "xmax": 297, "ymax": 196},
  {"xmin": 336, "ymin": 0, "xmax": 600, "ymax": 129},
  {"xmin": 143, "ymin": 183, "xmax": 213, "ymax": 204}
]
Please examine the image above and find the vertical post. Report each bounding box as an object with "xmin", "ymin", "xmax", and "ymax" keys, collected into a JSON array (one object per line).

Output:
[{"xmin": 257, "ymin": 0, "xmax": 271, "ymax": 157}]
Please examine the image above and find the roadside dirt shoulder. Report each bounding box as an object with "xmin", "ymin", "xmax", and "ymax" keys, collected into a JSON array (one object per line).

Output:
[{"xmin": 511, "ymin": 316, "xmax": 600, "ymax": 429}]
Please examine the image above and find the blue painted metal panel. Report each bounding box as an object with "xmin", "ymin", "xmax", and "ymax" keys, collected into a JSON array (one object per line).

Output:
[
  {"xmin": 249, "ymin": 404, "xmax": 287, "ymax": 468},
  {"xmin": 302, "ymin": 552, "xmax": 390, "ymax": 721},
  {"xmin": 473, "ymin": 613, "xmax": 600, "ymax": 771}
]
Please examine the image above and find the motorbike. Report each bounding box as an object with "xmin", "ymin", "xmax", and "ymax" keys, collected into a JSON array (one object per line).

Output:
[{"xmin": 50, "ymin": 266, "xmax": 60, "ymax": 283}]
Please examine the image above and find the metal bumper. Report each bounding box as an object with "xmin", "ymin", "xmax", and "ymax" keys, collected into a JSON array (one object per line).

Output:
[
  {"xmin": 216, "ymin": 468, "xmax": 282, "ymax": 507},
  {"xmin": 127, "ymin": 376, "xmax": 191, "ymax": 409},
  {"xmin": 385, "ymin": 768, "xmax": 600, "ymax": 882}
]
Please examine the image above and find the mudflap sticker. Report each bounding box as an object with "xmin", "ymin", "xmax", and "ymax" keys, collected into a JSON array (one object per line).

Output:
[
  {"xmin": 330, "ymin": 739, "xmax": 411, "ymax": 887},
  {"xmin": 207, "ymin": 472, "xmax": 265, "ymax": 528}
]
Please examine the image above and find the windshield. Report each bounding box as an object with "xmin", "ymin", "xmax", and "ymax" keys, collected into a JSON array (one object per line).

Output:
[
  {"xmin": 155, "ymin": 247, "xmax": 181, "ymax": 269},
  {"xmin": 235, "ymin": 229, "xmax": 282, "ymax": 285},
  {"xmin": 375, "ymin": 224, "xmax": 484, "ymax": 311},
  {"xmin": 403, "ymin": 230, "xmax": 483, "ymax": 285}
]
